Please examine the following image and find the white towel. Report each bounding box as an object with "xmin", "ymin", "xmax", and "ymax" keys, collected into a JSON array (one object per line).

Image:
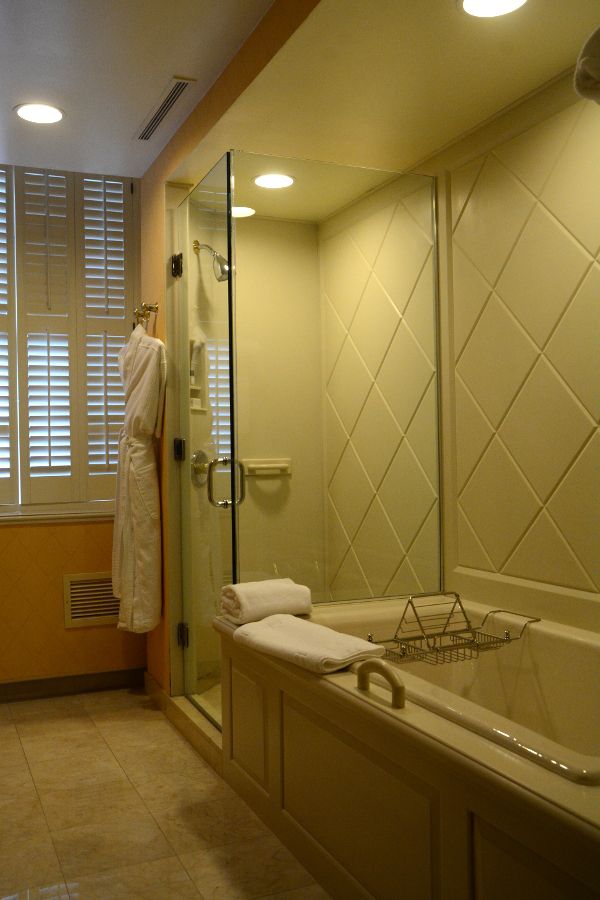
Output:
[
  {"xmin": 232, "ymin": 613, "xmax": 385, "ymax": 673},
  {"xmin": 574, "ymin": 26, "xmax": 600, "ymax": 104},
  {"xmin": 220, "ymin": 578, "xmax": 312, "ymax": 624}
]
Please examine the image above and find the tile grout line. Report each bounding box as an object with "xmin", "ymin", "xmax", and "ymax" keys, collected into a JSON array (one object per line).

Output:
[{"xmin": 11, "ymin": 699, "xmax": 98, "ymax": 897}]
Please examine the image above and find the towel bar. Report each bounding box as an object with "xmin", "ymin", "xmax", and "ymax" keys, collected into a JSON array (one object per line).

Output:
[{"xmin": 243, "ymin": 458, "xmax": 292, "ymax": 476}]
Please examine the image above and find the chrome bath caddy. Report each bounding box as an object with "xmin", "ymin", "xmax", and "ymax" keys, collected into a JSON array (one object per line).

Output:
[{"xmin": 367, "ymin": 592, "xmax": 539, "ymax": 666}]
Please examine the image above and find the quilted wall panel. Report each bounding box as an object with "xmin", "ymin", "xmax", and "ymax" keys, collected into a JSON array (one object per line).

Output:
[
  {"xmin": 452, "ymin": 101, "xmax": 600, "ymax": 594},
  {"xmin": 320, "ymin": 182, "xmax": 441, "ymax": 601}
]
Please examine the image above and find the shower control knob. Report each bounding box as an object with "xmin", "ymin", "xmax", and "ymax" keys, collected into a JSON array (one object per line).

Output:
[{"xmin": 191, "ymin": 449, "xmax": 209, "ymax": 484}]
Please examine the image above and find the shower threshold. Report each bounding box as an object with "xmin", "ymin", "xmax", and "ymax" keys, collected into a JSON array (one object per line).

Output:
[{"xmin": 188, "ymin": 676, "xmax": 222, "ymax": 729}]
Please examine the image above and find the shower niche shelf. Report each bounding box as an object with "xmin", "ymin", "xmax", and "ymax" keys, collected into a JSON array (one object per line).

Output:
[
  {"xmin": 189, "ymin": 338, "xmax": 207, "ymax": 411},
  {"xmin": 367, "ymin": 592, "xmax": 539, "ymax": 666}
]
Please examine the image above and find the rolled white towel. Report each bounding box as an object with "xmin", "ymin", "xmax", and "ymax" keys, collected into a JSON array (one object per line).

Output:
[
  {"xmin": 574, "ymin": 26, "xmax": 600, "ymax": 104},
  {"xmin": 220, "ymin": 578, "xmax": 312, "ymax": 624},
  {"xmin": 232, "ymin": 613, "xmax": 385, "ymax": 673}
]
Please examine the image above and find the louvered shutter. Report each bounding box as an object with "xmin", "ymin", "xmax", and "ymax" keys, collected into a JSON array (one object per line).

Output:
[
  {"xmin": 81, "ymin": 176, "xmax": 127, "ymax": 318},
  {"xmin": 26, "ymin": 332, "xmax": 72, "ymax": 473},
  {"xmin": 15, "ymin": 167, "xmax": 79, "ymax": 504},
  {"xmin": 4, "ymin": 166, "xmax": 135, "ymax": 515},
  {"xmin": 76, "ymin": 174, "xmax": 132, "ymax": 501},
  {"xmin": 207, "ymin": 339, "xmax": 232, "ymax": 457},
  {"xmin": 85, "ymin": 332, "xmax": 125, "ymax": 473},
  {"xmin": 0, "ymin": 166, "xmax": 17, "ymax": 503}
]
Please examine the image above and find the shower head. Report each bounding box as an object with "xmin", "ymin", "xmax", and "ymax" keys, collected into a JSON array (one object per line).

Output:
[{"xmin": 192, "ymin": 240, "xmax": 230, "ymax": 282}]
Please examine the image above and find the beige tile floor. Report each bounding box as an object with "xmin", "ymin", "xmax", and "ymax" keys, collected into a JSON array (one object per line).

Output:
[{"xmin": 0, "ymin": 689, "xmax": 331, "ymax": 900}]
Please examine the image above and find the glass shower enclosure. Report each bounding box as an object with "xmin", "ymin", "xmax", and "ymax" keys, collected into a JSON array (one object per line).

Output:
[
  {"xmin": 174, "ymin": 154, "xmax": 237, "ymax": 725},
  {"xmin": 174, "ymin": 151, "xmax": 441, "ymax": 728}
]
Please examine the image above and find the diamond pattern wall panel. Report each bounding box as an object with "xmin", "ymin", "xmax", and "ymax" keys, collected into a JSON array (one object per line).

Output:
[
  {"xmin": 321, "ymin": 182, "xmax": 440, "ymax": 601},
  {"xmin": 452, "ymin": 100, "xmax": 600, "ymax": 593}
]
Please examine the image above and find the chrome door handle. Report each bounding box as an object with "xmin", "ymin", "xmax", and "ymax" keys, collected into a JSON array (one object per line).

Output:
[
  {"xmin": 207, "ymin": 456, "xmax": 230, "ymax": 508},
  {"xmin": 206, "ymin": 457, "xmax": 246, "ymax": 508},
  {"xmin": 236, "ymin": 459, "xmax": 246, "ymax": 506}
]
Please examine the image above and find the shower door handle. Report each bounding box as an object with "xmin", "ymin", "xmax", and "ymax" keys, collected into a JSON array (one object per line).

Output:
[{"xmin": 206, "ymin": 456, "xmax": 246, "ymax": 508}]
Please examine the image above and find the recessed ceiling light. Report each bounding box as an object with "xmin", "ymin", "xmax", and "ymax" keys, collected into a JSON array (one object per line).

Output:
[
  {"xmin": 15, "ymin": 103, "xmax": 63, "ymax": 124},
  {"xmin": 232, "ymin": 206, "xmax": 256, "ymax": 218},
  {"xmin": 461, "ymin": 0, "xmax": 527, "ymax": 16},
  {"xmin": 254, "ymin": 173, "xmax": 294, "ymax": 189}
]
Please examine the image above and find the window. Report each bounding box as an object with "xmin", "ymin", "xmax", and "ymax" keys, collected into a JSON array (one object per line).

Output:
[
  {"xmin": 0, "ymin": 165, "xmax": 137, "ymax": 517},
  {"xmin": 207, "ymin": 339, "xmax": 231, "ymax": 458}
]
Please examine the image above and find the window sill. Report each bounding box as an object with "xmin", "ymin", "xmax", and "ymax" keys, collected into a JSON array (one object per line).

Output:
[{"xmin": 0, "ymin": 502, "xmax": 115, "ymax": 525}]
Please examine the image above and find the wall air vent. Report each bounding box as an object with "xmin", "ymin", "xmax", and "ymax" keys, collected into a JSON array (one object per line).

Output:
[
  {"xmin": 64, "ymin": 572, "xmax": 119, "ymax": 627},
  {"xmin": 137, "ymin": 76, "xmax": 196, "ymax": 141}
]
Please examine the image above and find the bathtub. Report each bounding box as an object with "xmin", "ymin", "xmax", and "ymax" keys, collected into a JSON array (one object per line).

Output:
[
  {"xmin": 312, "ymin": 597, "xmax": 600, "ymax": 785},
  {"xmin": 215, "ymin": 598, "xmax": 600, "ymax": 900}
]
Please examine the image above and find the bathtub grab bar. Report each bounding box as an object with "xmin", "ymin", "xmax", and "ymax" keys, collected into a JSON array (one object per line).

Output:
[{"xmin": 356, "ymin": 659, "xmax": 406, "ymax": 708}]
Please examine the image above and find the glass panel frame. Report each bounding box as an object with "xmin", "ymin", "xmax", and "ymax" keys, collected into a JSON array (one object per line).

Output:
[{"xmin": 176, "ymin": 153, "xmax": 235, "ymax": 727}]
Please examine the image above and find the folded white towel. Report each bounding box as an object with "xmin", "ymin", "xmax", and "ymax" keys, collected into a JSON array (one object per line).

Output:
[
  {"xmin": 220, "ymin": 578, "xmax": 312, "ymax": 624},
  {"xmin": 574, "ymin": 26, "xmax": 600, "ymax": 104},
  {"xmin": 232, "ymin": 613, "xmax": 385, "ymax": 673}
]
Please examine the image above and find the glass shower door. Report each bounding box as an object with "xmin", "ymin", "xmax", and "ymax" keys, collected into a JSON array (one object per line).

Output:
[{"xmin": 176, "ymin": 153, "xmax": 236, "ymax": 726}]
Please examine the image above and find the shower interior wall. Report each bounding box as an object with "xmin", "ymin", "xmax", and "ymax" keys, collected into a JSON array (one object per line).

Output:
[
  {"xmin": 235, "ymin": 217, "xmax": 327, "ymax": 598},
  {"xmin": 233, "ymin": 176, "xmax": 440, "ymax": 601}
]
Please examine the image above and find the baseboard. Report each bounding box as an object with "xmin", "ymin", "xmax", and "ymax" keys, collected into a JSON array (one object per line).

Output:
[
  {"xmin": 0, "ymin": 668, "xmax": 145, "ymax": 702},
  {"xmin": 145, "ymin": 672, "xmax": 223, "ymax": 776}
]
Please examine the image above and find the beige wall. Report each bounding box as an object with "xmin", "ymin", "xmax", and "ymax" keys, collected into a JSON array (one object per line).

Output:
[
  {"xmin": 319, "ymin": 179, "xmax": 440, "ymax": 601},
  {"xmin": 233, "ymin": 189, "xmax": 442, "ymax": 606},
  {"xmin": 235, "ymin": 217, "xmax": 326, "ymax": 597},
  {"xmin": 0, "ymin": 521, "xmax": 145, "ymax": 683},
  {"xmin": 424, "ymin": 86, "xmax": 600, "ymax": 630}
]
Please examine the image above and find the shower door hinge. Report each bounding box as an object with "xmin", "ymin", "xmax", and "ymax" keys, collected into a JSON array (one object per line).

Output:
[
  {"xmin": 177, "ymin": 622, "xmax": 189, "ymax": 648},
  {"xmin": 173, "ymin": 437, "xmax": 186, "ymax": 461},
  {"xmin": 171, "ymin": 253, "xmax": 183, "ymax": 278}
]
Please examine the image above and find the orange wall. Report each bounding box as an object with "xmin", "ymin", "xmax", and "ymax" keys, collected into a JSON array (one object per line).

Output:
[
  {"xmin": 142, "ymin": 0, "xmax": 321, "ymax": 691},
  {"xmin": 0, "ymin": 521, "xmax": 145, "ymax": 683}
]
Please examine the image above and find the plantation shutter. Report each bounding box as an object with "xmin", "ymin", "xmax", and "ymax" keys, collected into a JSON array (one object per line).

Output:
[
  {"xmin": 6, "ymin": 166, "xmax": 135, "ymax": 513},
  {"xmin": 0, "ymin": 167, "xmax": 17, "ymax": 503},
  {"xmin": 76, "ymin": 174, "xmax": 132, "ymax": 501},
  {"xmin": 207, "ymin": 339, "xmax": 232, "ymax": 457},
  {"xmin": 15, "ymin": 167, "xmax": 79, "ymax": 504}
]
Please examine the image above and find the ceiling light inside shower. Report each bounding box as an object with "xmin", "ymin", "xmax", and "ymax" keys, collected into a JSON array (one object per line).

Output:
[
  {"xmin": 461, "ymin": 0, "xmax": 527, "ymax": 16},
  {"xmin": 254, "ymin": 173, "xmax": 294, "ymax": 189},
  {"xmin": 232, "ymin": 206, "xmax": 256, "ymax": 217}
]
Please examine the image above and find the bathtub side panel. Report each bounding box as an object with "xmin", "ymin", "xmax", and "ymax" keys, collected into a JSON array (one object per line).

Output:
[
  {"xmin": 473, "ymin": 816, "xmax": 599, "ymax": 900},
  {"xmin": 219, "ymin": 631, "xmax": 600, "ymax": 900},
  {"xmin": 282, "ymin": 695, "xmax": 437, "ymax": 900}
]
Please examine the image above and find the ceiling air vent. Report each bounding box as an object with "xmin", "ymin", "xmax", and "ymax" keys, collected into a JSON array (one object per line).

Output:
[
  {"xmin": 64, "ymin": 572, "xmax": 119, "ymax": 628},
  {"xmin": 137, "ymin": 76, "xmax": 196, "ymax": 141}
]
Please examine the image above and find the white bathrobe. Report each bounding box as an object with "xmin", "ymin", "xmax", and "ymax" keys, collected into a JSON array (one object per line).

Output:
[{"xmin": 112, "ymin": 324, "xmax": 167, "ymax": 633}]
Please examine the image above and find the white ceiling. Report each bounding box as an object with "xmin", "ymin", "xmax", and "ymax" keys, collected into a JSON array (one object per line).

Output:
[
  {"xmin": 172, "ymin": 0, "xmax": 600, "ymax": 186},
  {"xmin": 0, "ymin": 0, "xmax": 274, "ymax": 176},
  {"xmin": 1, "ymin": 1, "xmax": 597, "ymax": 185}
]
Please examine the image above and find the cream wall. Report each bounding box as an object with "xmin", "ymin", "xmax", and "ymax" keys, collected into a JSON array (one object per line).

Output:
[
  {"xmin": 235, "ymin": 217, "xmax": 326, "ymax": 597},
  {"xmin": 426, "ymin": 89, "xmax": 600, "ymax": 630},
  {"xmin": 319, "ymin": 179, "xmax": 440, "ymax": 601}
]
